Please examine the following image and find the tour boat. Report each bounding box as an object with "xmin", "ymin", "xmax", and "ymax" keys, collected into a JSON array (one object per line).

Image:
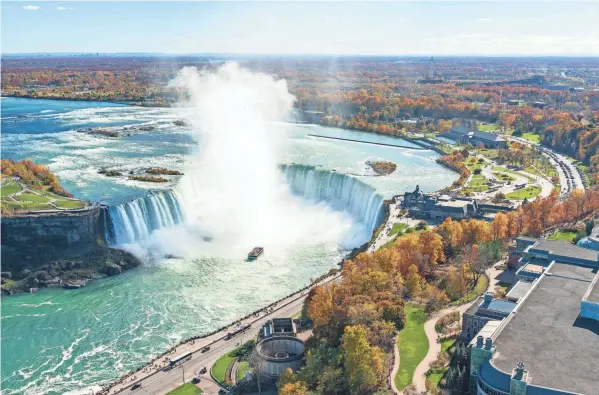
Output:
[{"xmin": 247, "ymin": 247, "xmax": 264, "ymax": 261}]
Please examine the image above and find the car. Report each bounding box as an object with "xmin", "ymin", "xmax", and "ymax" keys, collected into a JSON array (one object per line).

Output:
[
  {"xmin": 131, "ymin": 383, "xmax": 142, "ymax": 390},
  {"xmin": 199, "ymin": 367, "xmax": 207, "ymax": 374},
  {"xmin": 191, "ymin": 376, "xmax": 201, "ymax": 384},
  {"xmin": 201, "ymin": 346, "xmax": 210, "ymax": 353},
  {"xmin": 218, "ymin": 390, "xmax": 227, "ymax": 395}
]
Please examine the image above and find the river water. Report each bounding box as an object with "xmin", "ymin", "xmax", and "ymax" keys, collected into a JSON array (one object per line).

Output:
[{"xmin": 0, "ymin": 97, "xmax": 456, "ymax": 395}]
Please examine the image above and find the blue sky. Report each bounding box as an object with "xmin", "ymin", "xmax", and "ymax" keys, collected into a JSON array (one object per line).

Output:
[{"xmin": 2, "ymin": 1, "xmax": 599, "ymax": 55}]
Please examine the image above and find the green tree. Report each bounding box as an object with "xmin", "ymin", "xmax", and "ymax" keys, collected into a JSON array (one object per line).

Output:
[{"xmin": 343, "ymin": 325, "xmax": 384, "ymax": 395}]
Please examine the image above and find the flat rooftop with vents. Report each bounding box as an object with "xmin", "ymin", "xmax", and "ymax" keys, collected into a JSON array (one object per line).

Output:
[{"xmin": 474, "ymin": 262, "xmax": 599, "ymax": 395}]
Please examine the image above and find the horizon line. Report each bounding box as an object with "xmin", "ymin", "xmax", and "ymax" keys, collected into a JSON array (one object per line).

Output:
[{"xmin": 3, "ymin": 52, "xmax": 599, "ymax": 58}]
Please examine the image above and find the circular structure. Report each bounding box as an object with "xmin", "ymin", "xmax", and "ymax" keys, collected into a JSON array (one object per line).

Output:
[{"xmin": 255, "ymin": 336, "xmax": 305, "ymax": 378}]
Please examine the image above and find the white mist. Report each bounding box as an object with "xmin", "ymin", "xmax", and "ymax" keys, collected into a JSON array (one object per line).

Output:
[{"xmin": 140, "ymin": 63, "xmax": 367, "ymax": 260}]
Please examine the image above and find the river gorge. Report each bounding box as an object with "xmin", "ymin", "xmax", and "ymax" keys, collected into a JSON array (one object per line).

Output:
[{"xmin": 1, "ymin": 91, "xmax": 456, "ymax": 395}]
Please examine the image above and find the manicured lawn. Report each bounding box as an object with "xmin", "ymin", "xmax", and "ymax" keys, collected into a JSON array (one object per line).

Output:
[
  {"xmin": 211, "ymin": 350, "xmax": 237, "ymax": 385},
  {"xmin": 167, "ymin": 383, "xmax": 202, "ymax": 395},
  {"xmin": 468, "ymin": 174, "xmax": 489, "ymax": 192},
  {"xmin": 492, "ymin": 172, "xmax": 515, "ymax": 182},
  {"xmin": 19, "ymin": 193, "xmax": 49, "ymax": 202},
  {"xmin": 1, "ymin": 201, "xmax": 54, "ymax": 211},
  {"xmin": 395, "ymin": 303, "xmax": 428, "ymax": 390},
  {"xmin": 390, "ymin": 222, "xmax": 409, "ymax": 236},
  {"xmin": 237, "ymin": 361, "xmax": 248, "ymax": 381},
  {"xmin": 54, "ymin": 200, "xmax": 86, "ymax": 209},
  {"xmin": 1, "ymin": 181, "xmax": 21, "ymax": 196},
  {"xmin": 506, "ymin": 185, "xmax": 541, "ymax": 200},
  {"xmin": 211, "ymin": 341, "xmax": 254, "ymax": 385},
  {"xmin": 520, "ymin": 132, "xmax": 541, "ymax": 143},
  {"xmin": 425, "ymin": 337, "xmax": 457, "ymax": 392},
  {"xmin": 491, "ymin": 166, "xmax": 535, "ymax": 182},
  {"xmin": 478, "ymin": 124, "xmax": 496, "ymax": 132},
  {"xmin": 548, "ymin": 230, "xmax": 577, "ymax": 242},
  {"xmin": 440, "ymin": 337, "xmax": 456, "ymax": 355}
]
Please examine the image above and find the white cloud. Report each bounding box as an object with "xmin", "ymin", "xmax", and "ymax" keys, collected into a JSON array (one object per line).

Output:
[
  {"xmin": 56, "ymin": 6, "xmax": 72, "ymax": 11},
  {"xmin": 23, "ymin": 5, "xmax": 40, "ymax": 11},
  {"xmin": 476, "ymin": 18, "xmax": 493, "ymax": 22}
]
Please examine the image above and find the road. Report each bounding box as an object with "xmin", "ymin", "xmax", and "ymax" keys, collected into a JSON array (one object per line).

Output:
[
  {"xmin": 504, "ymin": 135, "xmax": 585, "ymax": 195},
  {"xmin": 105, "ymin": 274, "xmax": 339, "ymax": 395}
]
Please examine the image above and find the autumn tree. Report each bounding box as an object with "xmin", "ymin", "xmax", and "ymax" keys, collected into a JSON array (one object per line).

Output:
[
  {"xmin": 308, "ymin": 285, "xmax": 334, "ymax": 328},
  {"xmin": 343, "ymin": 325, "xmax": 384, "ymax": 395},
  {"xmin": 491, "ymin": 212, "xmax": 508, "ymax": 241}
]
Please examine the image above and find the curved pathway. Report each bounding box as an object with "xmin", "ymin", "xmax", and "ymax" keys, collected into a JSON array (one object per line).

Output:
[{"xmin": 394, "ymin": 262, "xmax": 503, "ymax": 393}]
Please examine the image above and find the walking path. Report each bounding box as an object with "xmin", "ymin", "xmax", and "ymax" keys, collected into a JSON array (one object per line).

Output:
[
  {"xmin": 369, "ymin": 200, "xmax": 420, "ymax": 251},
  {"xmin": 389, "ymin": 261, "xmax": 505, "ymax": 394},
  {"xmin": 409, "ymin": 262, "xmax": 504, "ymax": 392}
]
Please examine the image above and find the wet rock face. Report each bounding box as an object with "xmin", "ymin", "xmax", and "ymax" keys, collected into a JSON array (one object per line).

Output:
[{"xmin": 0, "ymin": 208, "xmax": 142, "ymax": 294}]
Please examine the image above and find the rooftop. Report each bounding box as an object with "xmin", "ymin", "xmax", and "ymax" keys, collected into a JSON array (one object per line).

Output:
[
  {"xmin": 585, "ymin": 271, "xmax": 599, "ymax": 303},
  {"xmin": 520, "ymin": 263, "xmax": 544, "ymax": 274},
  {"xmin": 529, "ymin": 239, "xmax": 599, "ymax": 262},
  {"xmin": 492, "ymin": 262, "xmax": 599, "ymax": 394},
  {"xmin": 506, "ymin": 280, "xmax": 533, "ymax": 301}
]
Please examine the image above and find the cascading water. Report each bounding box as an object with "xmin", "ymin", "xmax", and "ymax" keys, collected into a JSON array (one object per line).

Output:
[
  {"xmin": 105, "ymin": 190, "xmax": 185, "ymax": 245},
  {"xmin": 281, "ymin": 164, "xmax": 385, "ymax": 233},
  {"xmin": 105, "ymin": 163, "xmax": 385, "ymax": 246}
]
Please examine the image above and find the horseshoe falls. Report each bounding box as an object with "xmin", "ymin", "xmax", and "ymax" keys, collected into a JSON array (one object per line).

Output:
[{"xmin": 105, "ymin": 165, "xmax": 385, "ymax": 246}]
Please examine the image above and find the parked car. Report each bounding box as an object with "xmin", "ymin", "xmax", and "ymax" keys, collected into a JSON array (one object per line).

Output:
[
  {"xmin": 191, "ymin": 376, "xmax": 201, "ymax": 384},
  {"xmin": 201, "ymin": 346, "xmax": 210, "ymax": 353},
  {"xmin": 199, "ymin": 367, "xmax": 207, "ymax": 374},
  {"xmin": 131, "ymin": 383, "xmax": 142, "ymax": 391}
]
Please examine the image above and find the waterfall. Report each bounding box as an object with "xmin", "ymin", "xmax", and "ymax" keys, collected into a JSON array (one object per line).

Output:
[
  {"xmin": 280, "ymin": 164, "xmax": 385, "ymax": 233},
  {"xmin": 104, "ymin": 190, "xmax": 186, "ymax": 245},
  {"xmin": 105, "ymin": 165, "xmax": 385, "ymax": 246}
]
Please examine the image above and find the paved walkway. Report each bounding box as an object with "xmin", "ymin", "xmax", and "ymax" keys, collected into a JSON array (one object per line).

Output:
[
  {"xmin": 369, "ymin": 200, "xmax": 420, "ymax": 252},
  {"xmin": 392, "ymin": 261, "xmax": 506, "ymax": 394}
]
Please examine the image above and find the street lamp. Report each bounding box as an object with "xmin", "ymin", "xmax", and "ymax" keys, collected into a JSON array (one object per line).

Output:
[{"xmin": 180, "ymin": 365, "xmax": 185, "ymax": 383}]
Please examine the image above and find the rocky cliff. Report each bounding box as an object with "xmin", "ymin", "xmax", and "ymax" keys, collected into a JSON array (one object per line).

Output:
[{"xmin": 1, "ymin": 207, "xmax": 141, "ymax": 294}]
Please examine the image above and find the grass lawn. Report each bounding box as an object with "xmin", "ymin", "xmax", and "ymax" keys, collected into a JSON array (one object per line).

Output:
[
  {"xmin": 520, "ymin": 132, "xmax": 541, "ymax": 144},
  {"xmin": 548, "ymin": 230, "xmax": 578, "ymax": 242},
  {"xmin": 492, "ymin": 172, "xmax": 515, "ymax": 182},
  {"xmin": 395, "ymin": 303, "xmax": 428, "ymax": 390},
  {"xmin": 1, "ymin": 181, "xmax": 21, "ymax": 196},
  {"xmin": 491, "ymin": 166, "xmax": 535, "ymax": 182},
  {"xmin": 237, "ymin": 361, "xmax": 248, "ymax": 382},
  {"xmin": 425, "ymin": 337, "xmax": 457, "ymax": 392},
  {"xmin": 390, "ymin": 222, "xmax": 409, "ymax": 236},
  {"xmin": 506, "ymin": 185, "xmax": 541, "ymax": 200},
  {"xmin": 19, "ymin": 193, "xmax": 49, "ymax": 202},
  {"xmin": 211, "ymin": 350, "xmax": 237, "ymax": 385},
  {"xmin": 1, "ymin": 201, "xmax": 54, "ymax": 211},
  {"xmin": 167, "ymin": 383, "xmax": 202, "ymax": 395},
  {"xmin": 54, "ymin": 200, "xmax": 86, "ymax": 209},
  {"xmin": 468, "ymin": 174, "xmax": 489, "ymax": 192},
  {"xmin": 211, "ymin": 341, "xmax": 253, "ymax": 385},
  {"xmin": 478, "ymin": 124, "xmax": 497, "ymax": 132}
]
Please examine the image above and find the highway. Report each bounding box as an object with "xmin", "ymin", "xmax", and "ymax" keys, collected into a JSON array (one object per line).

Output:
[{"xmin": 105, "ymin": 274, "xmax": 339, "ymax": 395}]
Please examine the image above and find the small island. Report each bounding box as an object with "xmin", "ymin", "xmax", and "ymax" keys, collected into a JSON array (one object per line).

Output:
[
  {"xmin": 128, "ymin": 175, "xmax": 168, "ymax": 183},
  {"xmin": 146, "ymin": 167, "xmax": 183, "ymax": 176},
  {"xmin": 366, "ymin": 160, "xmax": 397, "ymax": 175}
]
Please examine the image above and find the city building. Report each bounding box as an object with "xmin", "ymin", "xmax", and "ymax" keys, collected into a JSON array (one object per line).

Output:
[
  {"xmin": 444, "ymin": 126, "xmax": 508, "ymax": 149},
  {"xmin": 461, "ymin": 293, "xmax": 516, "ymax": 341},
  {"xmin": 262, "ymin": 318, "xmax": 297, "ymax": 338},
  {"xmin": 467, "ymin": 237, "xmax": 599, "ymax": 395}
]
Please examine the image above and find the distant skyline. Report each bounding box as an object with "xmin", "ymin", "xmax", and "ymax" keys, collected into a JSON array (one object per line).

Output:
[{"xmin": 2, "ymin": 1, "xmax": 599, "ymax": 56}]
